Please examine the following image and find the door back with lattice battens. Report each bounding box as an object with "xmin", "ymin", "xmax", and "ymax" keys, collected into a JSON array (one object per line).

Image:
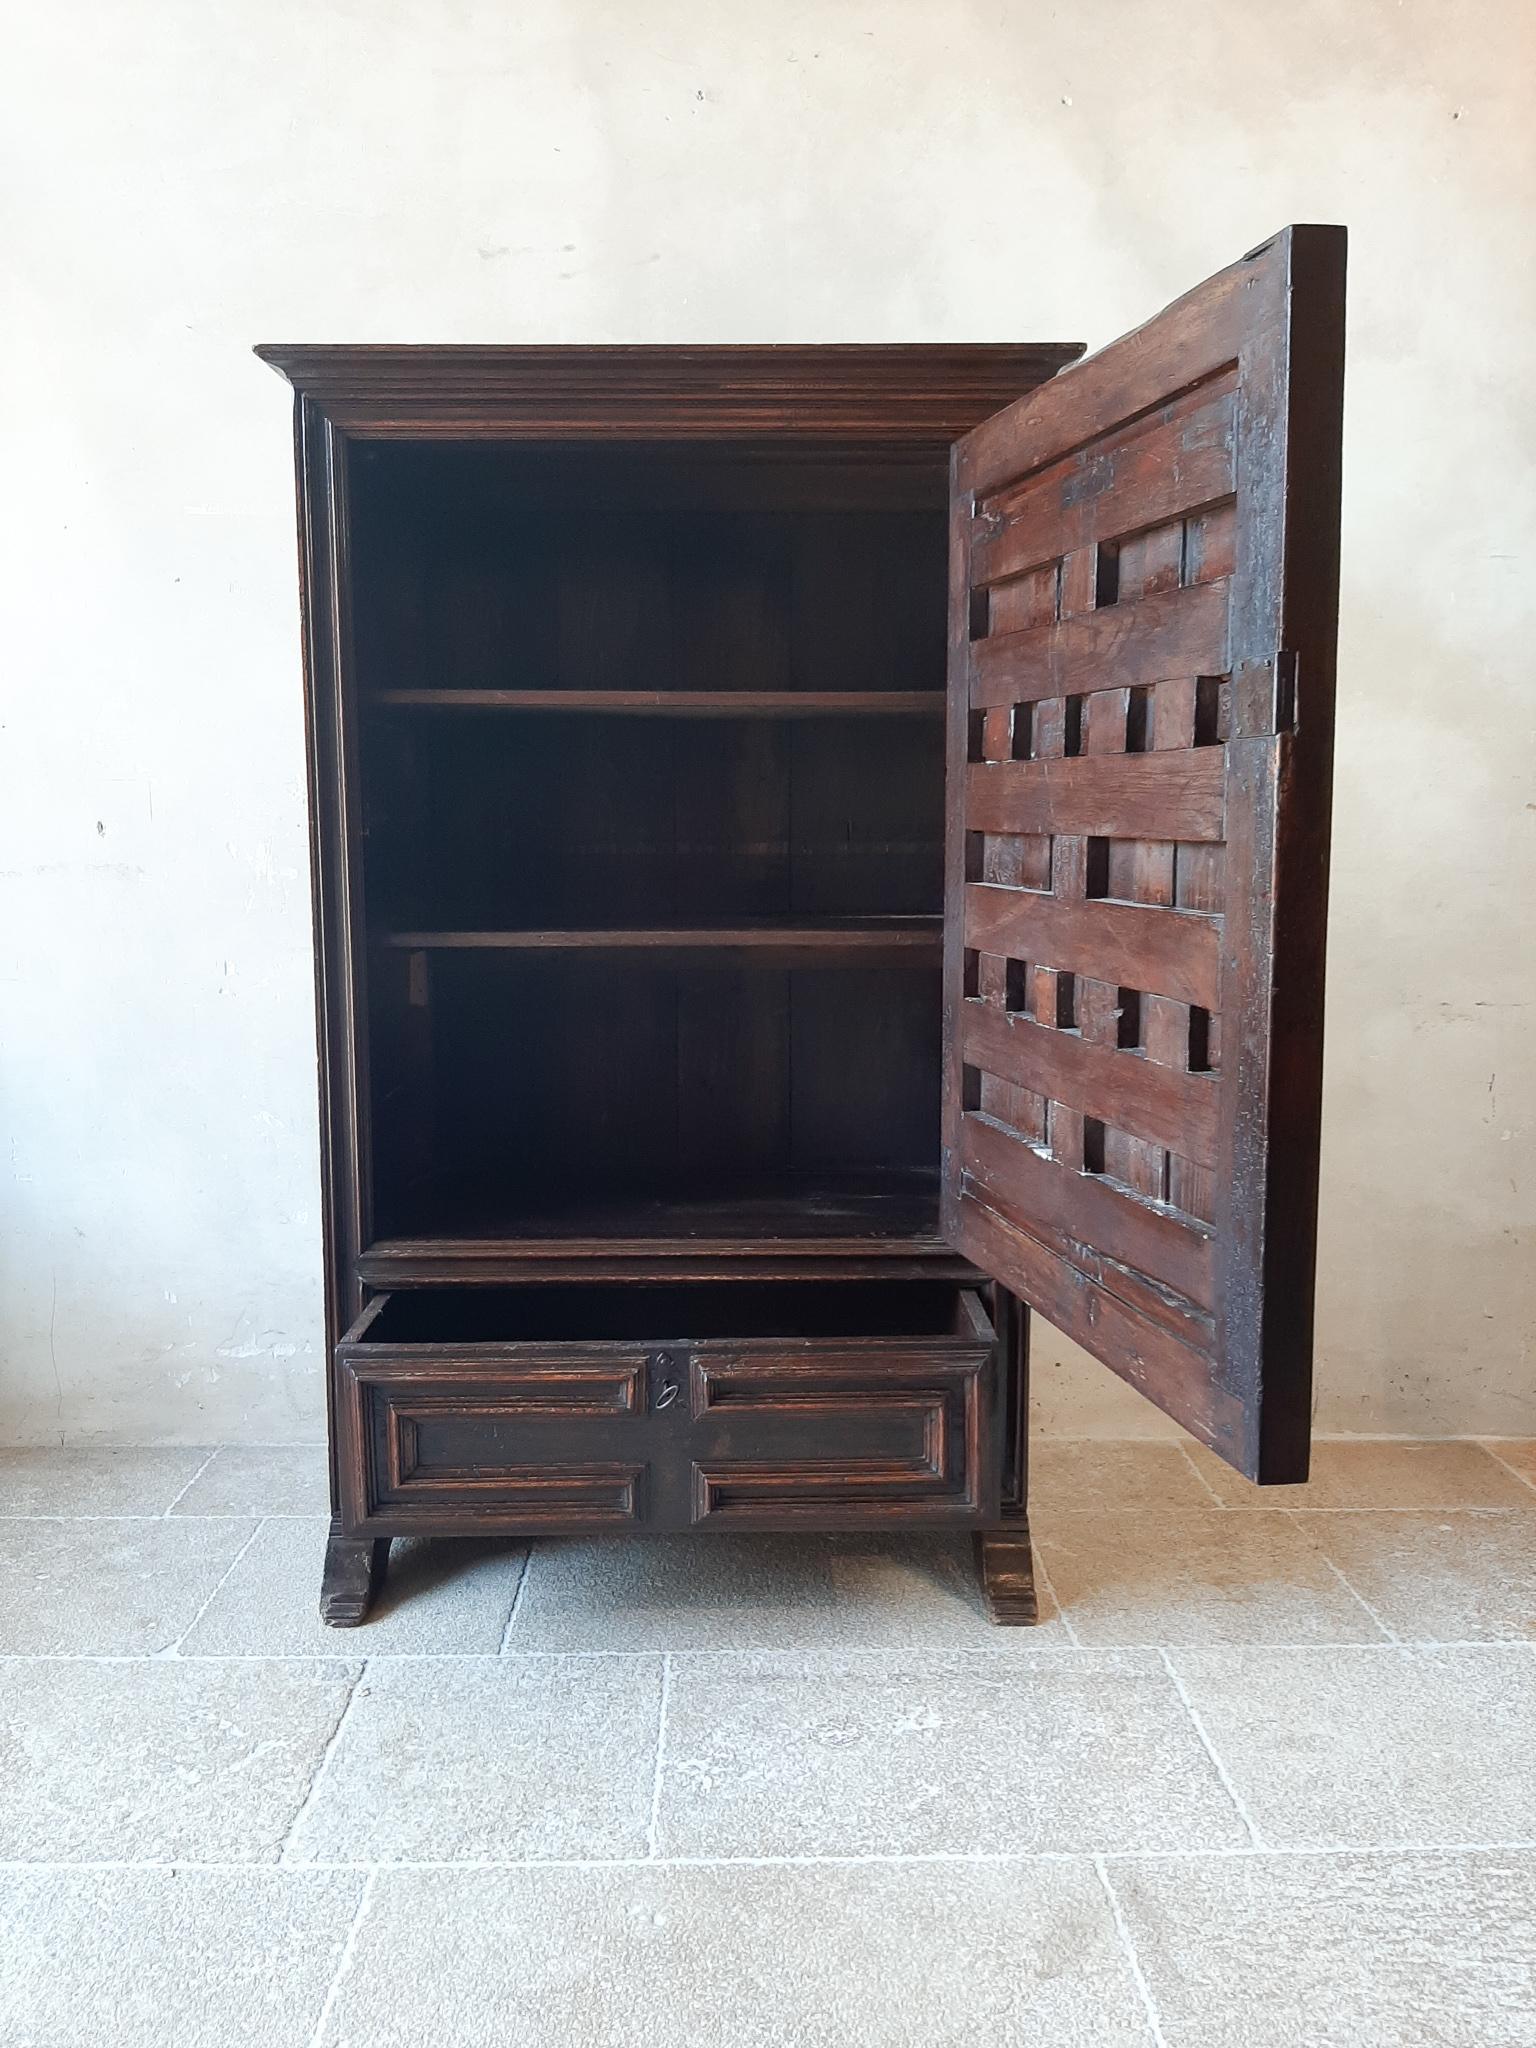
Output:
[{"xmin": 941, "ymin": 227, "xmax": 1346, "ymax": 1482}]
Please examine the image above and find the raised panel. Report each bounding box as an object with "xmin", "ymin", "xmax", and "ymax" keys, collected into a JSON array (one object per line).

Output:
[
  {"xmin": 351, "ymin": 1370, "xmax": 650, "ymax": 1527},
  {"xmin": 688, "ymin": 1349, "xmax": 987, "ymax": 1526},
  {"xmin": 390, "ymin": 1413, "xmax": 642, "ymax": 1521}
]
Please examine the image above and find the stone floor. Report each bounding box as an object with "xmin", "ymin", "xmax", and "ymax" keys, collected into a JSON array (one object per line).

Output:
[{"xmin": 2, "ymin": 1437, "xmax": 1535, "ymax": 2046}]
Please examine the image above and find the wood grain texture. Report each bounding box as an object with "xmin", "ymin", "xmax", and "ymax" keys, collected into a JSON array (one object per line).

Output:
[
  {"xmin": 960, "ymin": 1110, "xmax": 1216, "ymax": 1312},
  {"xmin": 964, "ymin": 749, "xmax": 1225, "ymax": 842},
  {"xmin": 256, "ymin": 344, "xmax": 1084, "ymax": 438},
  {"xmin": 963, "ymin": 884, "xmax": 1222, "ymax": 1010},
  {"xmin": 970, "ymin": 578, "xmax": 1229, "ymax": 708},
  {"xmin": 381, "ymin": 919, "xmax": 942, "ymax": 960},
  {"xmin": 942, "ymin": 226, "xmax": 1344, "ymax": 1481},
  {"xmin": 955, "ymin": 266, "xmax": 1249, "ymax": 495},
  {"xmin": 292, "ymin": 400, "xmax": 370, "ymax": 1522},
  {"xmin": 970, "ymin": 380, "xmax": 1236, "ymax": 584},
  {"xmin": 333, "ymin": 1285, "xmax": 996, "ymax": 1537},
  {"xmin": 960, "ymin": 1003, "xmax": 1220, "ymax": 1167},
  {"xmin": 972, "ymin": 1286, "xmax": 1037, "ymax": 1623},
  {"xmin": 975, "ymin": 1527, "xmax": 1039, "ymax": 1624},
  {"xmin": 376, "ymin": 689, "xmax": 945, "ymax": 717},
  {"xmin": 318, "ymin": 1523, "xmax": 390, "ymax": 1626},
  {"xmin": 960, "ymin": 1201, "xmax": 1234, "ymax": 1455}
]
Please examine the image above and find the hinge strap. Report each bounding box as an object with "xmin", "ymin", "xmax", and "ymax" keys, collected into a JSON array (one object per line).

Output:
[{"xmin": 1232, "ymin": 652, "xmax": 1299, "ymax": 738}]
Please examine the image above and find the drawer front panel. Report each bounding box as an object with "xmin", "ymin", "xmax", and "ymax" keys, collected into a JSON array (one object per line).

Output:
[
  {"xmin": 335, "ymin": 1290, "xmax": 997, "ymax": 1535},
  {"xmin": 688, "ymin": 1349, "xmax": 987, "ymax": 1526},
  {"xmin": 338, "ymin": 1347, "xmax": 656, "ymax": 1529},
  {"xmin": 373, "ymin": 1393, "xmax": 644, "ymax": 1524}
]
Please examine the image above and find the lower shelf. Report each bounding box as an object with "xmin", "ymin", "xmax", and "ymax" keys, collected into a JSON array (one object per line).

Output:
[
  {"xmin": 361, "ymin": 1171, "xmax": 945, "ymax": 1279},
  {"xmin": 335, "ymin": 1280, "xmax": 997, "ymax": 1536}
]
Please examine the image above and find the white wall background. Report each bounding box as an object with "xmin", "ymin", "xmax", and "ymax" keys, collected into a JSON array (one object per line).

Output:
[{"xmin": 2, "ymin": 0, "xmax": 1532, "ymax": 1445}]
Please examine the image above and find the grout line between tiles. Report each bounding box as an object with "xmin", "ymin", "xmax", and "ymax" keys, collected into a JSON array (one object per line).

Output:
[
  {"xmin": 1157, "ymin": 1649, "xmax": 1264, "ymax": 1849},
  {"xmin": 0, "ymin": 1514, "xmax": 330, "ymax": 1525},
  {"xmin": 1034, "ymin": 1504, "xmax": 1535, "ymax": 1518},
  {"xmin": 496, "ymin": 1548, "xmax": 535, "ymax": 1655},
  {"xmin": 646, "ymin": 1653, "xmax": 673, "ymax": 1860},
  {"xmin": 1288, "ymin": 1511, "xmax": 1402, "ymax": 1643},
  {"xmin": 160, "ymin": 1448, "xmax": 222, "ymax": 1518},
  {"xmin": 1038, "ymin": 1434, "xmax": 1536, "ymax": 1446},
  {"xmin": 1172, "ymin": 1442, "xmax": 1227, "ymax": 1507},
  {"xmin": 280, "ymin": 1659, "xmax": 370, "ymax": 1866},
  {"xmin": 5, "ymin": 1636, "xmax": 1531, "ymax": 1665},
  {"xmin": 1094, "ymin": 1855, "xmax": 1170, "ymax": 2048},
  {"xmin": 1319, "ymin": 1555, "xmax": 1401, "ymax": 1642},
  {"xmin": 1028, "ymin": 1539, "xmax": 1079, "ymax": 1644},
  {"xmin": 12, "ymin": 1841, "xmax": 1536, "ymax": 1876},
  {"xmin": 161, "ymin": 1520, "xmax": 266, "ymax": 1658},
  {"xmin": 0, "ymin": 1442, "xmax": 328, "ymax": 1452},
  {"xmin": 304, "ymin": 1866, "xmax": 377, "ymax": 2048},
  {"xmin": 1480, "ymin": 1442, "xmax": 1536, "ymax": 1499}
]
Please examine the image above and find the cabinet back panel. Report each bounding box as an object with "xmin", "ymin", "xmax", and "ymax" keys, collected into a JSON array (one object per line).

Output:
[
  {"xmin": 352, "ymin": 441, "xmax": 947, "ymax": 1246},
  {"xmin": 350, "ymin": 442, "xmax": 947, "ymax": 699},
  {"xmin": 368, "ymin": 952, "xmax": 941, "ymax": 1239},
  {"xmin": 363, "ymin": 713, "xmax": 942, "ymax": 928}
]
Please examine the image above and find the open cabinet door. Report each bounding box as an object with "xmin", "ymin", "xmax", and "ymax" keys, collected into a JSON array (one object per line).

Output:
[{"xmin": 941, "ymin": 226, "xmax": 1345, "ymax": 1483}]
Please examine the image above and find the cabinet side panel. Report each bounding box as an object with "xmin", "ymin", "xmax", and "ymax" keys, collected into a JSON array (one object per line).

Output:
[{"xmin": 294, "ymin": 399, "xmax": 372, "ymax": 1510}]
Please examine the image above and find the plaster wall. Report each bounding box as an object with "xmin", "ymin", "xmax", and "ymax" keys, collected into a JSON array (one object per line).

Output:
[{"xmin": 3, "ymin": 0, "xmax": 1532, "ymax": 1442}]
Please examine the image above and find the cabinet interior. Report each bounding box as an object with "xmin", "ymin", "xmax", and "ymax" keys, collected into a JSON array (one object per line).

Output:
[
  {"xmin": 358, "ymin": 1282, "xmax": 979, "ymax": 1345},
  {"xmin": 349, "ymin": 441, "xmax": 951, "ymax": 1249}
]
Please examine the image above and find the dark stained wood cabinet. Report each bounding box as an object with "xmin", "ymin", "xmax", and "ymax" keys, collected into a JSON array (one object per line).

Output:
[{"xmin": 259, "ymin": 225, "xmax": 1345, "ymax": 1625}]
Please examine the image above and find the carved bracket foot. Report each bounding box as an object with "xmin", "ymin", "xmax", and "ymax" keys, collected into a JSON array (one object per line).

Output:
[
  {"xmin": 319, "ymin": 1525, "xmax": 390, "ymax": 1627},
  {"xmin": 975, "ymin": 1523, "xmax": 1040, "ymax": 1625}
]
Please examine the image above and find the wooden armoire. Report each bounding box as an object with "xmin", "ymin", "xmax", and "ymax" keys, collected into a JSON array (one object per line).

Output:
[{"xmin": 259, "ymin": 225, "xmax": 1345, "ymax": 1626}]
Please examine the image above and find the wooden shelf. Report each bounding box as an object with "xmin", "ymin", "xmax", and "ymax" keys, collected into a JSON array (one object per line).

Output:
[
  {"xmin": 359, "ymin": 1170, "xmax": 948, "ymax": 1280},
  {"xmin": 382, "ymin": 918, "xmax": 942, "ymax": 964},
  {"xmin": 374, "ymin": 688, "xmax": 944, "ymax": 718}
]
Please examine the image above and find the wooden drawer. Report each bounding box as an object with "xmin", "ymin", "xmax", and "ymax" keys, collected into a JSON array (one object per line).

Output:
[{"xmin": 335, "ymin": 1282, "xmax": 997, "ymax": 1536}]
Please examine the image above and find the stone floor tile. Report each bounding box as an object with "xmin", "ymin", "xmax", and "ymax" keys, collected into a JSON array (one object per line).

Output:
[
  {"xmin": 1110, "ymin": 1850, "xmax": 1536, "ymax": 2047},
  {"xmin": 0, "ymin": 1446, "xmax": 214, "ymax": 1517},
  {"xmin": 657, "ymin": 1647, "xmax": 1247, "ymax": 1858},
  {"xmin": 508, "ymin": 1532, "xmax": 1068, "ymax": 1653},
  {"xmin": 0, "ymin": 1517, "xmax": 258, "ymax": 1654},
  {"xmin": 1300, "ymin": 1511, "xmax": 1536, "ymax": 1642},
  {"xmin": 170, "ymin": 1446, "xmax": 330, "ymax": 1517},
  {"xmin": 179, "ymin": 1517, "xmax": 526, "ymax": 1656},
  {"xmin": 285, "ymin": 1655, "xmax": 662, "ymax": 1864},
  {"xmin": 1030, "ymin": 1440, "xmax": 1214, "ymax": 1514},
  {"xmin": 1482, "ymin": 1440, "xmax": 1536, "ymax": 1495},
  {"xmin": 1186, "ymin": 1438, "xmax": 1536, "ymax": 1510},
  {"xmin": 1167, "ymin": 1645, "xmax": 1536, "ymax": 1849},
  {"xmin": 0, "ymin": 1867, "xmax": 366, "ymax": 2048},
  {"xmin": 1035, "ymin": 1509, "xmax": 1386, "ymax": 1645},
  {"xmin": 319, "ymin": 1861, "xmax": 1152, "ymax": 2048},
  {"xmin": 0, "ymin": 1656, "xmax": 360, "ymax": 1862}
]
